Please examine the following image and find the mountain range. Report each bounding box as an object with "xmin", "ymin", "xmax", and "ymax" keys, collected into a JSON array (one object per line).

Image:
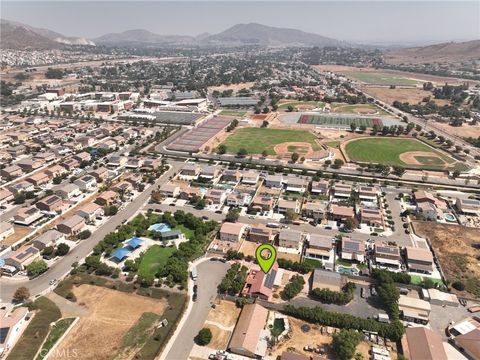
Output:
[{"xmin": 1, "ymin": 18, "xmax": 479, "ymax": 65}]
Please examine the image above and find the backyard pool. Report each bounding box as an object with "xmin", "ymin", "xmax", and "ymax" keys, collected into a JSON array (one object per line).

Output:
[
  {"xmin": 337, "ymin": 266, "xmax": 358, "ymax": 275},
  {"xmin": 444, "ymin": 213, "xmax": 456, "ymax": 222}
]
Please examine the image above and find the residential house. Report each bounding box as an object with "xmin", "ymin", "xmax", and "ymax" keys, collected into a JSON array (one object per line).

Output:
[
  {"xmin": 200, "ymin": 165, "xmax": 220, "ymax": 180},
  {"xmin": 374, "ymin": 242, "xmax": 401, "ymax": 269},
  {"xmin": 89, "ymin": 167, "xmax": 109, "ymax": 181},
  {"xmin": 26, "ymin": 172, "xmax": 50, "ymax": 187},
  {"xmin": 61, "ymin": 157, "xmax": 80, "ymax": 171},
  {"xmin": 285, "ymin": 177, "xmax": 307, "ymax": 193},
  {"xmin": 17, "ymin": 158, "xmax": 44, "ymax": 173},
  {"xmin": 341, "ymin": 237, "xmax": 365, "ymax": 262},
  {"xmin": 278, "ymin": 229, "xmax": 303, "ymax": 249},
  {"xmin": 56, "ymin": 215, "xmax": 85, "ymax": 235},
  {"xmin": 159, "ymin": 183, "xmax": 180, "ymax": 198},
  {"xmin": 4, "ymin": 245, "xmax": 40, "ymax": 270},
  {"xmin": 178, "ymin": 187, "xmax": 202, "ymax": 200},
  {"xmin": 180, "ymin": 164, "xmax": 200, "ymax": 179},
  {"xmin": 241, "ymin": 263, "xmax": 280, "ymax": 300},
  {"xmin": 219, "ymin": 222, "xmax": 246, "ymax": 242},
  {"xmin": 311, "ymin": 180, "xmax": 329, "ymax": 196},
  {"xmin": 73, "ymin": 152, "xmax": 92, "ymax": 163},
  {"xmin": 301, "ymin": 201, "xmax": 326, "ymax": 222},
  {"xmin": 54, "ymin": 183, "xmax": 80, "ymax": 199},
  {"xmin": 277, "ymin": 199, "xmax": 300, "ymax": 214},
  {"xmin": 0, "ymin": 307, "xmax": 29, "ymax": 356},
  {"xmin": 304, "ymin": 234, "xmax": 334, "ymax": 269},
  {"xmin": 1, "ymin": 165, "xmax": 22, "ymax": 178},
  {"xmin": 241, "ymin": 170, "xmax": 259, "ymax": 184},
  {"xmin": 226, "ymin": 192, "xmax": 251, "ymax": 207},
  {"xmin": 222, "ymin": 169, "xmax": 241, "ymax": 182},
  {"xmin": 32, "ymin": 229, "xmax": 64, "ymax": 250},
  {"xmin": 264, "ymin": 174, "xmax": 283, "ymax": 188},
  {"xmin": 401, "ymin": 327, "xmax": 447, "ymax": 360},
  {"xmin": 107, "ymin": 155, "xmax": 127, "ymax": 167},
  {"xmin": 45, "ymin": 164, "xmax": 68, "ymax": 179},
  {"xmin": 251, "ymin": 195, "xmax": 275, "ymax": 212},
  {"xmin": 414, "ymin": 190, "xmax": 436, "ymax": 205},
  {"xmin": 417, "ymin": 201, "xmax": 441, "ymax": 221},
  {"xmin": 35, "ymin": 194, "xmax": 64, "ymax": 212},
  {"xmin": 455, "ymin": 198, "xmax": 480, "ymax": 216},
  {"xmin": 111, "ymin": 181, "xmax": 133, "ymax": 194},
  {"xmin": 74, "ymin": 175, "xmax": 97, "ymax": 191},
  {"xmin": 311, "ymin": 268, "xmax": 345, "ymax": 292},
  {"xmin": 357, "ymin": 186, "xmax": 380, "ymax": 203},
  {"xmin": 360, "ymin": 207, "xmax": 383, "ymax": 227},
  {"xmin": 205, "ymin": 189, "xmax": 226, "ymax": 205},
  {"xmin": 125, "ymin": 157, "xmax": 143, "ymax": 169},
  {"xmin": 14, "ymin": 206, "xmax": 44, "ymax": 225},
  {"xmin": 405, "ymin": 246, "xmax": 434, "ymax": 274},
  {"xmin": 332, "ymin": 184, "xmax": 352, "ymax": 200},
  {"xmin": 33, "ymin": 152, "xmax": 55, "ymax": 163},
  {"xmin": 141, "ymin": 158, "xmax": 160, "ymax": 170},
  {"xmin": 95, "ymin": 190, "xmax": 119, "ymax": 206},
  {"xmin": 248, "ymin": 224, "xmax": 274, "ymax": 243},
  {"xmin": 399, "ymin": 295, "xmax": 431, "ymax": 324},
  {"xmin": 228, "ymin": 303, "xmax": 269, "ymax": 359},
  {"xmin": 449, "ymin": 317, "xmax": 480, "ymax": 359},
  {"xmin": 75, "ymin": 202, "xmax": 103, "ymax": 222},
  {"xmin": 0, "ymin": 189, "xmax": 14, "ymax": 205},
  {"xmin": 328, "ymin": 204, "xmax": 355, "ymax": 222},
  {"xmin": 8, "ymin": 181, "xmax": 34, "ymax": 194}
]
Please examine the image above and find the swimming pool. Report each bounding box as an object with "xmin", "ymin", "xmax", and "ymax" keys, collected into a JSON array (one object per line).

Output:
[
  {"xmin": 337, "ymin": 266, "xmax": 358, "ymax": 275},
  {"xmin": 444, "ymin": 213, "xmax": 456, "ymax": 222}
]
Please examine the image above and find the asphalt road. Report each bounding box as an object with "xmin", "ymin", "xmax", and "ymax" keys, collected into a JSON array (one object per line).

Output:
[
  {"xmin": 164, "ymin": 260, "xmax": 229, "ymax": 360},
  {"xmin": 0, "ymin": 161, "xmax": 184, "ymax": 302}
]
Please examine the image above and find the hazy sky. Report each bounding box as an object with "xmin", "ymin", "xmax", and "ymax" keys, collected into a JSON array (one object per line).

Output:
[{"xmin": 2, "ymin": 1, "xmax": 479, "ymax": 45}]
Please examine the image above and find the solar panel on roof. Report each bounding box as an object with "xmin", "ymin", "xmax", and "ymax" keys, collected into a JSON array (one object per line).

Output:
[
  {"xmin": 344, "ymin": 240, "xmax": 360, "ymax": 251},
  {"xmin": 264, "ymin": 269, "xmax": 276, "ymax": 289}
]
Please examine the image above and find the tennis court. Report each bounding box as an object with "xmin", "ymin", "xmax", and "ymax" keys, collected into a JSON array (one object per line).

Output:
[{"xmin": 298, "ymin": 114, "xmax": 382, "ymax": 128}]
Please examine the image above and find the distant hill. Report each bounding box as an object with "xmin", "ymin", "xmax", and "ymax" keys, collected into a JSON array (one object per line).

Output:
[
  {"xmin": 0, "ymin": 19, "xmax": 95, "ymax": 49},
  {"xmin": 385, "ymin": 40, "xmax": 480, "ymax": 64},
  {"xmin": 0, "ymin": 22, "xmax": 63, "ymax": 50},
  {"xmin": 94, "ymin": 29, "xmax": 195, "ymax": 46},
  {"xmin": 205, "ymin": 23, "xmax": 343, "ymax": 47}
]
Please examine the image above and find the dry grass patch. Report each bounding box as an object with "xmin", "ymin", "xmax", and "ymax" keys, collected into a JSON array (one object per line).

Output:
[
  {"xmin": 204, "ymin": 325, "xmax": 231, "ymax": 349},
  {"xmin": 206, "ymin": 300, "xmax": 241, "ymax": 328},
  {"xmin": 50, "ymin": 285, "xmax": 167, "ymax": 360}
]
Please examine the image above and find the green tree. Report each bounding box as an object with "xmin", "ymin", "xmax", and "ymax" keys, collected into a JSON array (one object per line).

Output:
[
  {"xmin": 26, "ymin": 259, "xmax": 48, "ymax": 278},
  {"xmin": 332, "ymin": 330, "xmax": 363, "ymax": 360},
  {"xmin": 284, "ymin": 209, "xmax": 299, "ymax": 222},
  {"xmin": 55, "ymin": 243, "xmax": 70, "ymax": 256},
  {"xmin": 225, "ymin": 208, "xmax": 240, "ymax": 223},
  {"xmin": 291, "ymin": 152, "xmax": 299, "ymax": 163},
  {"xmin": 13, "ymin": 286, "xmax": 30, "ymax": 302},
  {"xmin": 14, "ymin": 192, "xmax": 26, "ymax": 204},
  {"xmin": 217, "ymin": 144, "xmax": 227, "ymax": 154},
  {"xmin": 195, "ymin": 328, "xmax": 212, "ymax": 346},
  {"xmin": 237, "ymin": 148, "xmax": 248, "ymax": 157}
]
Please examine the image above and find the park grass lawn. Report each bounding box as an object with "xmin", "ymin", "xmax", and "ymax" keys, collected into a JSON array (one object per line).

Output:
[
  {"xmin": 219, "ymin": 109, "xmax": 246, "ymax": 117},
  {"xmin": 278, "ymin": 100, "xmax": 324, "ymax": 110},
  {"xmin": 325, "ymin": 141, "xmax": 340, "ymax": 148},
  {"xmin": 344, "ymin": 71, "xmax": 422, "ymax": 86},
  {"xmin": 222, "ymin": 128, "xmax": 320, "ymax": 155},
  {"xmin": 7, "ymin": 297, "xmax": 61, "ymax": 360},
  {"xmin": 174, "ymin": 224, "xmax": 194, "ymax": 239},
  {"xmin": 37, "ymin": 318, "xmax": 76, "ymax": 360},
  {"xmin": 332, "ymin": 103, "xmax": 389, "ymax": 115},
  {"xmin": 138, "ymin": 245, "xmax": 176, "ymax": 279},
  {"xmin": 345, "ymin": 138, "xmax": 451, "ymax": 167},
  {"xmin": 303, "ymin": 258, "xmax": 323, "ymax": 269}
]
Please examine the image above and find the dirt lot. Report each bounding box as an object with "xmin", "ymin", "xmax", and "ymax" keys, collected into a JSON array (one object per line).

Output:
[
  {"xmin": 50, "ymin": 284, "xmax": 167, "ymax": 360},
  {"xmin": 413, "ymin": 221, "xmax": 480, "ymax": 298},
  {"xmin": 433, "ymin": 121, "xmax": 480, "ymax": 138},
  {"xmin": 204, "ymin": 324, "xmax": 232, "ymax": 349},
  {"xmin": 206, "ymin": 300, "xmax": 241, "ymax": 328},
  {"xmin": 361, "ymin": 86, "xmax": 450, "ymax": 106},
  {"xmin": 3, "ymin": 225, "xmax": 33, "ymax": 246},
  {"xmin": 208, "ymin": 82, "xmax": 255, "ymax": 91},
  {"xmin": 268, "ymin": 317, "xmax": 374, "ymax": 359},
  {"xmin": 313, "ymin": 65, "xmax": 476, "ymax": 85}
]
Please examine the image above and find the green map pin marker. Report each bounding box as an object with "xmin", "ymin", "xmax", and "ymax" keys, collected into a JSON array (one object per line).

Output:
[{"xmin": 255, "ymin": 244, "xmax": 277, "ymax": 274}]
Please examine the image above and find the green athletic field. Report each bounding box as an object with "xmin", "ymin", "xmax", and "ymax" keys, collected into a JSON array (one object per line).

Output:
[
  {"xmin": 219, "ymin": 109, "xmax": 247, "ymax": 117},
  {"xmin": 345, "ymin": 138, "xmax": 453, "ymax": 167},
  {"xmin": 344, "ymin": 72, "xmax": 422, "ymax": 86},
  {"xmin": 222, "ymin": 128, "xmax": 320, "ymax": 155}
]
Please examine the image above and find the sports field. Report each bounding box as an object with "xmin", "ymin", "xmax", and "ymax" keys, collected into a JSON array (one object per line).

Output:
[
  {"xmin": 221, "ymin": 128, "xmax": 320, "ymax": 155},
  {"xmin": 332, "ymin": 103, "xmax": 390, "ymax": 115},
  {"xmin": 298, "ymin": 114, "xmax": 382, "ymax": 128},
  {"xmin": 345, "ymin": 71, "xmax": 422, "ymax": 86},
  {"xmin": 345, "ymin": 138, "xmax": 453, "ymax": 167},
  {"xmin": 278, "ymin": 100, "xmax": 325, "ymax": 110},
  {"xmin": 219, "ymin": 109, "xmax": 247, "ymax": 117}
]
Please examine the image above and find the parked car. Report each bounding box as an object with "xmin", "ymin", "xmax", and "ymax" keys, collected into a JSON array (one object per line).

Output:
[
  {"xmin": 361, "ymin": 288, "xmax": 366, "ymax": 298},
  {"xmin": 370, "ymin": 286, "xmax": 377, "ymax": 296},
  {"xmin": 202, "ymin": 215, "xmax": 209, "ymax": 220}
]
